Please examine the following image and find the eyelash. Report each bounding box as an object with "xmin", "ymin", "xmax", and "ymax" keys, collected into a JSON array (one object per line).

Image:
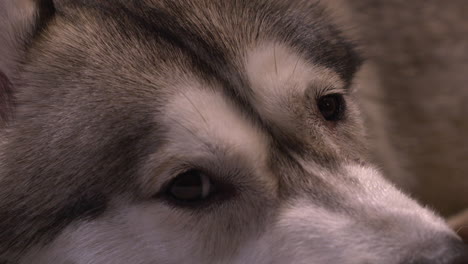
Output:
[{"xmin": 313, "ymin": 86, "xmax": 346, "ymax": 99}]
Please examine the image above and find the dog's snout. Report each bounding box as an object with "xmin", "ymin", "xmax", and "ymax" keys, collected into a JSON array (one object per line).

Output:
[{"xmin": 404, "ymin": 239, "xmax": 468, "ymax": 264}]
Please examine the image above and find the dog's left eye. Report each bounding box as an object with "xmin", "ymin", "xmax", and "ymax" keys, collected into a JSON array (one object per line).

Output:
[
  {"xmin": 167, "ymin": 170, "xmax": 212, "ymax": 202},
  {"xmin": 317, "ymin": 94, "xmax": 345, "ymax": 121}
]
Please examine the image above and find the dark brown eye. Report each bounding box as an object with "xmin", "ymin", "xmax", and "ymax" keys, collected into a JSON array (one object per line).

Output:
[
  {"xmin": 317, "ymin": 94, "xmax": 345, "ymax": 121},
  {"xmin": 167, "ymin": 170, "xmax": 212, "ymax": 202}
]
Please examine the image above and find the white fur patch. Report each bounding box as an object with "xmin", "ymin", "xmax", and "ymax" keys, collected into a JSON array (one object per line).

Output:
[
  {"xmin": 166, "ymin": 88, "xmax": 268, "ymax": 160},
  {"xmin": 244, "ymin": 42, "xmax": 344, "ymax": 130}
]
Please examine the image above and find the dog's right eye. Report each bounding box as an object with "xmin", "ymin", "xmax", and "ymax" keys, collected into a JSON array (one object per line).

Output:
[{"xmin": 166, "ymin": 169, "xmax": 212, "ymax": 203}]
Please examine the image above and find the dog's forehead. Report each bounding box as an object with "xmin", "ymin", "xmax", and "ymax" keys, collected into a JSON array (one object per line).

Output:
[
  {"xmin": 45, "ymin": 0, "xmax": 362, "ymax": 143},
  {"xmin": 55, "ymin": 0, "xmax": 361, "ymax": 85}
]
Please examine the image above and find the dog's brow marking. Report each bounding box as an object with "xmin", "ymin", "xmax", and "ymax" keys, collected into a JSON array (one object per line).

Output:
[
  {"xmin": 164, "ymin": 87, "xmax": 270, "ymax": 169},
  {"xmin": 244, "ymin": 42, "xmax": 344, "ymax": 130}
]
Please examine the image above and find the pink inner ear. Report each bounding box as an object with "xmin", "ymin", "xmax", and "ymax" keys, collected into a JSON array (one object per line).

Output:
[{"xmin": 0, "ymin": 71, "xmax": 14, "ymax": 125}]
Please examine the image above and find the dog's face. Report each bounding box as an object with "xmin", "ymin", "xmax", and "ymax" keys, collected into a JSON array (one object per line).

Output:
[{"xmin": 0, "ymin": 0, "xmax": 466, "ymax": 263}]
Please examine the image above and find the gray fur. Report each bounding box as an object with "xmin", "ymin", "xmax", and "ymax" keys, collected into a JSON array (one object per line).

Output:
[{"xmin": 0, "ymin": 0, "xmax": 467, "ymax": 263}]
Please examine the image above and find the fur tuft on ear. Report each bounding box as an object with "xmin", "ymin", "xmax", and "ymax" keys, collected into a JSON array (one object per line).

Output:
[{"xmin": 0, "ymin": 0, "xmax": 54, "ymax": 124}]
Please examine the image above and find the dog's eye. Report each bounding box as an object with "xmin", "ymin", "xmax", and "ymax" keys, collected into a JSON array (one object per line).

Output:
[
  {"xmin": 317, "ymin": 94, "xmax": 345, "ymax": 121},
  {"xmin": 167, "ymin": 170, "xmax": 212, "ymax": 202}
]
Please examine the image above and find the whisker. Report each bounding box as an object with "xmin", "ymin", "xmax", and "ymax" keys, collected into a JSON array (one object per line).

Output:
[
  {"xmin": 289, "ymin": 56, "xmax": 301, "ymax": 81},
  {"xmin": 274, "ymin": 44, "xmax": 278, "ymax": 76},
  {"xmin": 181, "ymin": 91, "xmax": 208, "ymax": 126},
  {"xmin": 167, "ymin": 117, "xmax": 211, "ymax": 149}
]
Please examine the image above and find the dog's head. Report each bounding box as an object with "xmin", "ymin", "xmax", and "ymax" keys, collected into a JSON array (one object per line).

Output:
[{"xmin": 0, "ymin": 0, "xmax": 466, "ymax": 263}]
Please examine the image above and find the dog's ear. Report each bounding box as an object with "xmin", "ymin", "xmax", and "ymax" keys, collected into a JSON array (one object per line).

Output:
[{"xmin": 0, "ymin": 0, "xmax": 55, "ymax": 124}]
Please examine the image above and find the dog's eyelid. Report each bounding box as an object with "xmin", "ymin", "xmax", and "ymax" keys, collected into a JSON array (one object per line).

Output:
[
  {"xmin": 153, "ymin": 164, "xmax": 201, "ymax": 194},
  {"xmin": 152, "ymin": 163, "xmax": 235, "ymax": 198},
  {"xmin": 312, "ymin": 86, "xmax": 347, "ymax": 99},
  {"xmin": 154, "ymin": 168, "xmax": 237, "ymax": 210},
  {"xmin": 145, "ymin": 151, "xmax": 238, "ymax": 198}
]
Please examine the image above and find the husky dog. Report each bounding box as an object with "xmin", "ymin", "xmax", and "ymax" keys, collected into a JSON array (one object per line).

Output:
[{"xmin": 0, "ymin": 0, "xmax": 467, "ymax": 263}]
